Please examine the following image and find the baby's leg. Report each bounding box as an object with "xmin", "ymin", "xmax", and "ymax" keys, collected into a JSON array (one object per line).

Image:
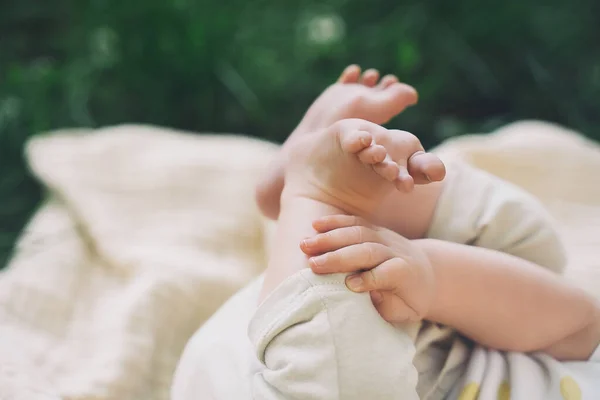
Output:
[
  {"xmin": 252, "ymin": 270, "xmax": 420, "ymax": 399},
  {"xmin": 255, "ymin": 126, "xmax": 428, "ymax": 398},
  {"xmin": 260, "ymin": 119, "xmax": 444, "ymax": 300},
  {"xmin": 172, "ymin": 270, "xmax": 420, "ymax": 399},
  {"xmin": 371, "ymin": 181, "xmax": 445, "ymax": 239},
  {"xmin": 254, "ymin": 65, "xmax": 448, "ymax": 243}
]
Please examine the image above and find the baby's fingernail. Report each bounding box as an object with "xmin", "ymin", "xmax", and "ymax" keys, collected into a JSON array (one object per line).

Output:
[
  {"xmin": 346, "ymin": 275, "xmax": 363, "ymax": 291},
  {"xmin": 425, "ymin": 173, "xmax": 432, "ymax": 182},
  {"xmin": 310, "ymin": 255, "xmax": 327, "ymax": 267},
  {"xmin": 371, "ymin": 291, "xmax": 383, "ymax": 304}
]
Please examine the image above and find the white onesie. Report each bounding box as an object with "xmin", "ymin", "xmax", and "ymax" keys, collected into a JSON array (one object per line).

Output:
[{"xmin": 172, "ymin": 162, "xmax": 600, "ymax": 399}]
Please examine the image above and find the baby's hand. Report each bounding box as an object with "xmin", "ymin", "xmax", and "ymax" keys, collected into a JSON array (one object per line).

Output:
[{"xmin": 300, "ymin": 215, "xmax": 435, "ymax": 323}]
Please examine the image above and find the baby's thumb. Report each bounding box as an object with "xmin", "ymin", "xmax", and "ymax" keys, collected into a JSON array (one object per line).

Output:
[
  {"xmin": 372, "ymin": 291, "xmax": 418, "ymax": 323},
  {"xmin": 345, "ymin": 259, "xmax": 404, "ymax": 292}
]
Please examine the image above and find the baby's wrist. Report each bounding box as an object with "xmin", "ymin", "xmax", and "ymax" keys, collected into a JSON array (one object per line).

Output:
[{"xmin": 412, "ymin": 239, "xmax": 446, "ymax": 321}]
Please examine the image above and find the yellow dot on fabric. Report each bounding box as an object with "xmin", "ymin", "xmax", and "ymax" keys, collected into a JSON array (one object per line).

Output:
[
  {"xmin": 458, "ymin": 382, "xmax": 480, "ymax": 400},
  {"xmin": 560, "ymin": 376, "xmax": 582, "ymax": 400},
  {"xmin": 497, "ymin": 381, "xmax": 511, "ymax": 400}
]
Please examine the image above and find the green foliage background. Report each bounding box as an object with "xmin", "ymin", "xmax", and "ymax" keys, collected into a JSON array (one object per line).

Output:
[{"xmin": 1, "ymin": 0, "xmax": 599, "ymax": 267}]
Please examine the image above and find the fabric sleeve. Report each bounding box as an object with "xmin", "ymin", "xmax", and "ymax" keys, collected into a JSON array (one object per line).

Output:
[
  {"xmin": 427, "ymin": 160, "xmax": 567, "ymax": 273},
  {"xmin": 248, "ymin": 269, "xmax": 419, "ymax": 400}
]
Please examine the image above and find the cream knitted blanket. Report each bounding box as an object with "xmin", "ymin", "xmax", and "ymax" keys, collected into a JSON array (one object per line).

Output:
[{"xmin": 0, "ymin": 121, "xmax": 598, "ymax": 399}]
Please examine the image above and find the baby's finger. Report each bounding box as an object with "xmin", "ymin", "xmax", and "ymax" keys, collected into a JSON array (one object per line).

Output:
[
  {"xmin": 344, "ymin": 257, "xmax": 409, "ymax": 292},
  {"xmin": 308, "ymin": 242, "xmax": 393, "ymax": 274},
  {"xmin": 407, "ymin": 151, "xmax": 446, "ymax": 184},
  {"xmin": 312, "ymin": 215, "xmax": 373, "ymax": 233},
  {"xmin": 300, "ymin": 225, "xmax": 381, "ymax": 256},
  {"xmin": 372, "ymin": 291, "xmax": 419, "ymax": 323}
]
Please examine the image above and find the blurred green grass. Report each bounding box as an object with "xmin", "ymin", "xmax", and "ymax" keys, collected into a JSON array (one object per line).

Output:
[{"xmin": 1, "ymin": 0, "xmax": 599, "ymax": 267}]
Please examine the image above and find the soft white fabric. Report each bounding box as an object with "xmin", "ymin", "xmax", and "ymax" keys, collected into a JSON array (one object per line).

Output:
[
  {"xmin": 0, "ymin": 126, "xmax": 276, "ymax": 399},
  {"xmin": 0, "ymin": 121, "xmax": 598, "ymax": 399}
]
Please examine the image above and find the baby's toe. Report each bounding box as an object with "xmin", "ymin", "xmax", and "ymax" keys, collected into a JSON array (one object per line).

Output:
[
  {"xmin": 357, "ymin": 144, "xmax": 387, "ymax": 165},
  {"xmin": 394, "ymin": 167, "xmax": 415, "ymax": 192},
  {"xmin": 377, "ymin": 75, "xmax": 399, "ymax": 89},
  {"xmin": 338, "ymin": 64, "xmax": 361, "ymax": 83},
  {"xmin": 407, "ymin": 152, "xmax": 446, "ymax": 184},
  {"xmin": 362, "ymin": 82, "xmax": 418, "ymax": 123},
  {"xmin": 340, "ymin": 129, "xmax": 373, "ymax": 154},
  {"xmin": 373, "ymin": 159, "xmax": 400, "ymax": 182},
  {"xmin": 360, "ymin": 69, "xmax": 380, "ymax": 87},
  {"xmin": 375, "ymin": 82, "xmax": 418, "ymax": 106}
]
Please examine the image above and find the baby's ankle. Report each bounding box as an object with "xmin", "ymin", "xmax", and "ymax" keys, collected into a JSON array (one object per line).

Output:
[{"xmin": 281, "ymin": 183, "xmax": 374, "ymax": 219}]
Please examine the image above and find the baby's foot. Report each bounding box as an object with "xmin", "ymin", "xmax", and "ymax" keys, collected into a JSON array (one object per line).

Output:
[
  {"xmin": 283, "ymin": 119, "xmax": 445, "ymax": 218},
  {"xmin": 293, "ymin": 65, "xmax": 418, "ymax": 137},
  {"xmin": 256, "ymin": 65, "xmax": 418, "ymax": 219}
]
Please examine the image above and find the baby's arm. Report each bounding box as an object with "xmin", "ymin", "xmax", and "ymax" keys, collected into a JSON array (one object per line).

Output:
[
  {"xmin": 302, "ymin": 217, "xmax": 600, "ymax": 361},
  {"xmin": 421, "ymin": 239, "xmax": 600, "ymax": 361}
]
